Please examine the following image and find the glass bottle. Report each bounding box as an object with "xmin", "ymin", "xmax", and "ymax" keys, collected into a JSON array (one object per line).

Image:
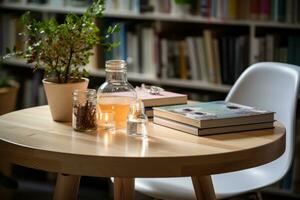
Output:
[
  {"xmin": 72, "ymin": 89, "xmax": 97, "ymax": 132},
  {"xmin": 97, "ymin": 60, "xmax": 137, "ymax": 129}
]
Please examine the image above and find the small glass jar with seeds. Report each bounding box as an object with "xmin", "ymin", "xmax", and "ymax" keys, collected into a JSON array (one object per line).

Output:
[{"xmin": 72, "ymin": 89, "xmax": 97, "ymax": 132}]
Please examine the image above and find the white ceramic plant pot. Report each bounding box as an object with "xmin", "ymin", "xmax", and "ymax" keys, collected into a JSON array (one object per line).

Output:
[{"xmin": 43, "ymin": 78, "xmax": 89, "ymax": 122}]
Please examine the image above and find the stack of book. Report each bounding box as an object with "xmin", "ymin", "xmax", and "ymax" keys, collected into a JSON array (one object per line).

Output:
[
  {"xmin": 153, "ymin": 101, "xmax": 274, "ymax": 136},
  {"xmin": 136, "ymin": 89, "xmax": 187, "ymax": 117}
]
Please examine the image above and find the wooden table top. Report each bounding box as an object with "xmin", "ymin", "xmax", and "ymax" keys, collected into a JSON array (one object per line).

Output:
[{"xmin": 0, "ymin": 106, "xmax": 285, "ymax": 178}]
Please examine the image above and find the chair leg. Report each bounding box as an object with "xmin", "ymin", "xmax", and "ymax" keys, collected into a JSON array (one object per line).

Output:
[
  {"xmin": 191, "ymin": 176, "xmax": 216, "ymax": 200},
  {"xmin": 53, "ymin": 173, "xmax": 81, "ymax": 200},
  {"xmin": 0, "ymin": 161, "xmax": 15, "ymax": 200},
  {"xmin": 114, "ymin": 177, "xmax": 135, "ymax": 200},
  {"xmin": 254, "ymin": 192, "xmax": 263, "ymax": 200}
]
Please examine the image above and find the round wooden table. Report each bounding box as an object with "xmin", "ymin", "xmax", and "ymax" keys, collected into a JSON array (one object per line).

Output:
[{"xmin": 0, "ymin": 106, "xmax": 285, "ymax": 200}]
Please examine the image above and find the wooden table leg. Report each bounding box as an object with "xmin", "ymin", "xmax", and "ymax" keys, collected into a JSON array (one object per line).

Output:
[
  {"xmin": 53, "ymin": 173, "xmax": 81, "ymax": 200},
  {"xmin": 114, "ymin": 177, "xmax": 135, "ymax": 200},
  {"xmin": 191, "ymin": 176, "xmax": 216, "ymax": 200},
  {"xmin": 0, "ymin": 161, "xmax": 13, "ymax": 200}
]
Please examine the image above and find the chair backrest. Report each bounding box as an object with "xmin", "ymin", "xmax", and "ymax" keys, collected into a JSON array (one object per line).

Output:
[{"xmin": 225, "ymin": 62, "xmax": 300, "ymax": 177}]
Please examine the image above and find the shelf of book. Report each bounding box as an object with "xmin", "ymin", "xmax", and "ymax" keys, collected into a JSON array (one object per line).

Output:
[
  {"xmin": 1, "ymin": 2, "xmax": 300, "ymax": 30},
  {"xmin": 4, "ymin": 58, "xmax": 231, "ymax": 93},
  {"xmin": 1, "ymin": 0, "xmax": 300, "ymax": 94}
]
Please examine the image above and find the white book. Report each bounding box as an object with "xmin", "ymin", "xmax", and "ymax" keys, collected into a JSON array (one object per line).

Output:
[
  {"xmin": 131, "ymin": 0, "xmax": 140, "ymax": 13},
  {"xmin": 186, "ymin": 37, "xmax": 199, "ymax": 80},
  {"xmin": 195, "ymin": 37, "xmax": 208, "ymax": 82},
  {"xmin": 105, "ymin": 0, "xmax": 114, "ymax": 11},
  {"xmin": 251, "ymin": 38, "xmax": 259, "ymax": 64},
  {"xmin": 112, "ymin": 30, "xmax": 120, "ymax": 59},
  {"xmin": 119, "ymin": 0, "xmax": 131, "ymax": 11},
  {"xmin": 216, "ymin": 0, "xmax": 222, "ymax": 19},
  {"xmin": 127, "ymin": 32, "xmax": 139, "ymax": 73},
  {"xmin": 131, "ymin": 33, "xmax": 139, "ymax": 73},
  {"xmin": 106, "ymin": 0, "xmax": 118, "ymax": 10},
  {"xmin": 203, "ymin": 30, "xmax": 216, "ymax": 83},
  {"xmin": 126, "ymin": 32, "xmax": 134, "ymax": 72},
  {"xmin": 149, "ymin": 0, "xmax": 160, "ymax": 13},
  {"xmin": 142, "ymin": 28, "xmax": 157, "ymax": 78},
  {"xmin": 161, "ymin": 38, "xmax": 168, "ymax": 79}
]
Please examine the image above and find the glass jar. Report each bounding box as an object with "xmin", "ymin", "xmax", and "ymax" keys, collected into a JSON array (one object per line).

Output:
[
  {"xmin": 72, "ymin": 89, "xmax": 97, "ymax": 132},
  {"xmin": 97, "ymin": 60, "xmax": 137, "ymax": 129},
  {"xmin": 127, "ymin": 99, "xmax": 148, "ymax": 137}
]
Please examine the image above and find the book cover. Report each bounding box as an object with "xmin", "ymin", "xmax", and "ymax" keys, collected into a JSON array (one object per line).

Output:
[
  {"xmin": 278, "ymin": 0, "xmax": 286, "ymax": 22},
  {"xmin": 141, "ymin": 27, "xmax": 157, "ymax": 78},
  {"xmin": 260, "ymin": 0, "xmax": 270, "ymax": 20},
  {"xmin": 179, "ymin": 40, "xmax": 188, "ymax": 80},
  {"xmin": 237, "ymin": 0, "xmax": 250, "ymax": 19},
  {"xmin": 154, "ymin": 101, "xmax": 274, "ymax": 128},
  {"xmin": 195, "ymin": 37, "xmax": 208, "ymax": 82},
  {"xmin": 186, "ymin": 37, "xmax": 200, "ymax": 80},
  {"xmin": 250, "ymin": 0, "xmax": 260, "ymax": 20},
  {"xmin": 228, "ymin": 0, "xmax": 237, "ymax": 19},
  {"xmin": 203, "ymin": 30, "xmax": 216, "ymax": 83},
  {"xmin": 154, "ymin": 116, "xmax": 274, "ymax": 136},
  {"xmin": 212, "ymin": 38, "xmax": 222, "ymax": 84},
  {"xmin": 136, "ymin": 89, "xmax": 187, "ymax": 107},
  {"xmin": 200, "ymin": 0, "xmax": 211, "ymax": 17}
]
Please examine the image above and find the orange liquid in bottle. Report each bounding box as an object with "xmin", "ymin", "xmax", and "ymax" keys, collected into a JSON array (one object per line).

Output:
[{"xmin": 97, "ymin": 96, "xmax": 135, "ymax": 129}]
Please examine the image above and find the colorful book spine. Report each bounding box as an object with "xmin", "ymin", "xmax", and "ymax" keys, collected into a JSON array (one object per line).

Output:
[{"xmin": 260, "ymin": 0, "xmax": 270, "ymax": 20}]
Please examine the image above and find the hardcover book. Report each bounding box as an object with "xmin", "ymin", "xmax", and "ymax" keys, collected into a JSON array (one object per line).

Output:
[
  {"xmin": 153, "ymin": 101, "xmax": 274, "ymax": 128},
  {"xmin": 154, "ymin": 116, "xmax": 274, "ymax": 136},
  {"xmin": 137, "ymin": 90, "xmax": 187, "ymax": 107}
]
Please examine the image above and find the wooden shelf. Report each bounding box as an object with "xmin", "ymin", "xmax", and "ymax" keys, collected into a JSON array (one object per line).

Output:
[
  {"xmin": 89, "ymin": 68, "xmax": 231, "ymax": 92},
  {"xmin": 1, "ymin": 3, "xmax": 300, "ymax": 29},
  {"xmin": 3, "ymin": 58, "xmax": 231, "ymax": 93},
  {"xmin": 2, "ymin": 2, "xmax": 297, "ymax": 94}
]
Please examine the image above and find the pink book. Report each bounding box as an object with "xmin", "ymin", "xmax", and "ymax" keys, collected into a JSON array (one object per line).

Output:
[
  {"xmin": 260, "ymin": 0, "xmax": 270, "ymax": 20},
  {"xmin": 136, "ymin": 90, "xmax": 187, "ymax": 107}
]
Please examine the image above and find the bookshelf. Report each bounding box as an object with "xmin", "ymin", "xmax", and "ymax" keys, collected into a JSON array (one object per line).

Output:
[
  {"xmin": 4, "ymin": 58, "xmax": 231, "ymax": 92},
  {"xmin": 1, "ymin": 2, "xmax": 300, "ymax": 29},
  {"xmin": 1, "ymin": 0, "xmax": 300, "ymax": 97}
]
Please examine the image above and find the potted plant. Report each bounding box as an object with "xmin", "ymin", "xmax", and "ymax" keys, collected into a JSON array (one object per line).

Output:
[
  {"xmin": 3, "ymin": 0, "xmax": 119, "ymax": 121},
  {"xmin": 0, "ymin": 63, "xmax": 19, "ymax": 116}
]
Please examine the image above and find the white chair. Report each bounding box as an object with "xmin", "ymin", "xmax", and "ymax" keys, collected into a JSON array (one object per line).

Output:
[{"xmin": 134, "ymin": 62, "xmax": 300, "ymax": 200}]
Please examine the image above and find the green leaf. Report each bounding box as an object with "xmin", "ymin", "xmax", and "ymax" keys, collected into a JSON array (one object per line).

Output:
[{"xmin": 82, "ymin": 68, "xmax": 89, "ymax": 77}]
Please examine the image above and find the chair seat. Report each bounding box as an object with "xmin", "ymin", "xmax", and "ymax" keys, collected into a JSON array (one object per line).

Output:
[{"xmin": 135, "ymin": 158, "xmax": 286, "ymax": 200}]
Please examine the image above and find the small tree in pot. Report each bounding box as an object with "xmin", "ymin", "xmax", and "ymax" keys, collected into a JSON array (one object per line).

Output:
[{"xmin": 3, "ymin": 0, "xmax": 119, "ymax": 121}]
